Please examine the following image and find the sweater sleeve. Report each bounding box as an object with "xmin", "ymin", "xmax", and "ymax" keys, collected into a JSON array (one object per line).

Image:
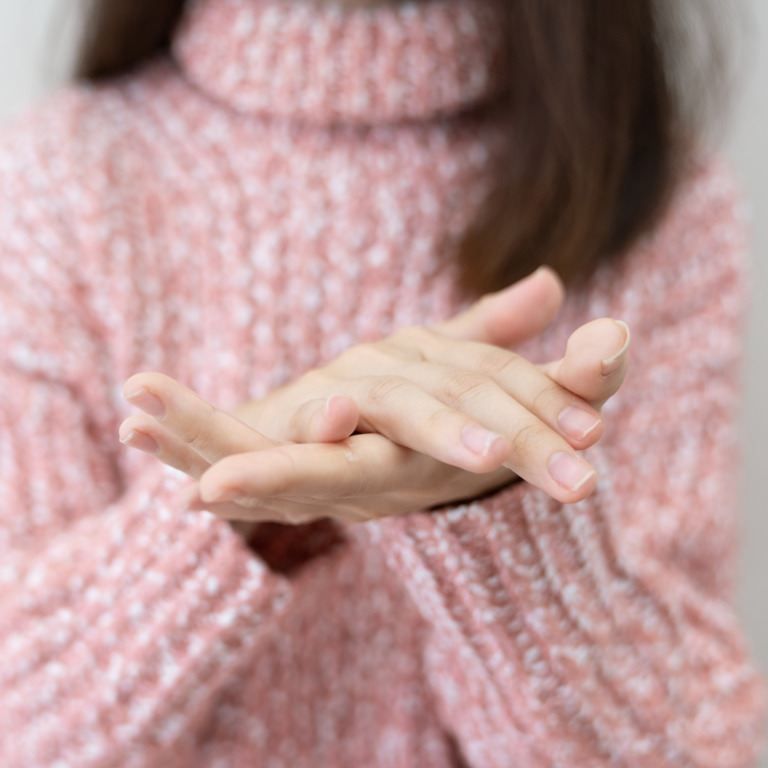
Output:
[
  {"xmin": 366, "ymin": 159, "xmax": 767, "ymax": 767},
  {"xmin": 0, "ymin": 97, "xmax": 292, "ymax": 768}
]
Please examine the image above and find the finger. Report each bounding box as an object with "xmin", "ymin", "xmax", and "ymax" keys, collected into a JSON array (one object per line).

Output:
[
  {"xmin": 123, "ymin": 372, "xmax": 276, "ymax": 464},
  {"xmin": 203, "ymin": 422, "xmax": 595, "ymax": 507},
  {"xmin": 199, "ymin": 434, "xmax": 444, "ymax": 507},
  {"xmin": 119, "ymin": 413, "xmax": 210, "ymax": 479},
  {"xmin": 390, "ymin": 331, "xmax": 605, "ymax": 449},
  {"xmin": 436, "ymin": 266, "xmax": 564, "ymax": 347},
  {"xmin": 179, "ymin": 482, "xmax": 339, "ymax": 525},
  {"xmin": 342, "ymin": 375, "xmax": 514, "ymax": 473},
  {"xmin": 353, "ymin": 370, "xmax": 597, "ymax": 501},
  {"xmin": 286, "ymin": 395, "xmax": 359, "ymax": 443},
  {"xmin": 540, "ymin": 319, "xmax": 630, "ymax": 410},
  {"xmin": 337, "ymin": 363, "xmax": 599, "ymax": 502},
  {"xmin": 190, "ymin": 434, "xmax": 519, "ymax": 520}
]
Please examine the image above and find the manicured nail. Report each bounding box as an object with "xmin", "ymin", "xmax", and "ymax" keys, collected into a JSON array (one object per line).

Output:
[
  {"xmin": 548, "ymin": 452, "xmax": 596, "ymax": 492},
  {"xmin": 461, "ymin": 425, "xmax": 503, "ymax": 457},
  {"xmin": 119, "ymin": 430, "xmax": 160, "ymax": 456},
  {"xmin": 124, "ymin": 387, "xmax": 166, "ymax": 419},
  {"xmin": 601, "ymin": 320, "xmax": 630, "ymax": 375},
  {"xmin": 558, "ymin": 406, "xmax": 601, "ymax": 441}
]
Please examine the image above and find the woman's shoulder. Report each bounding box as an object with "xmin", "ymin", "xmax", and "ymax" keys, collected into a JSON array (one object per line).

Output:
[
  {"xmin": 0, "ymin": 59, "xmax": 188, "ymax": 295},
  {"xmin": 0, "ymin": 59, "xmax": 182, "ymax": 194}
]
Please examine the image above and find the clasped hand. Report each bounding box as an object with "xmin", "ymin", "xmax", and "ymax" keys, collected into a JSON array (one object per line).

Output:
[{"xmin": 119, "ymin": 268, "xmax": 629, "ymax": 525}]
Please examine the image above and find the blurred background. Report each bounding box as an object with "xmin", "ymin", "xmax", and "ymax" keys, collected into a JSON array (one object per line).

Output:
[{"xmin": 0, "ymin": 0, "xmax": 765, "ymax": 761}]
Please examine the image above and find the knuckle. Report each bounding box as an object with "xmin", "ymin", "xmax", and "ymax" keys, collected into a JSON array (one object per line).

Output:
[
  {"xmin": 529, "ymin": 382, "xmax": 562, "ymax": 417},
  {"xmin": 365, "ymin": 376, "xmax": 411, "ymax": 410},
  {"xmin": 179, "ymin": 402, "xmax": 217, "ymax": 451},
  {"xmin": 179, "ymin": 419, "xmax": 205, "ymax": 449},
  {"xmin": 420, "ymin": 407, "xmax": 453, "ymax": 437},
  {"xmin": 509, "ymin": 421, "xmax": 549, "ymax": 458},
  {"xmin": 440, "ymin": 370, "xmax": 492, "ymax": 406},
  {"xmin": 478, "ymin": 348, "xmax": 523, "ymax": 381}
]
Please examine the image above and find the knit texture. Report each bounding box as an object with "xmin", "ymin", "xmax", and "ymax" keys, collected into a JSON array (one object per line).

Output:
[{"xmin": 0, "ymin": 0, "xmax": 764, "ymax": 765}]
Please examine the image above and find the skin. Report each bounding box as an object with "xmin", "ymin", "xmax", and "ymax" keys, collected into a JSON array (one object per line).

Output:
[{"xmin": 119, "ymin": 268, "xmax": 630, "ymax": 527}]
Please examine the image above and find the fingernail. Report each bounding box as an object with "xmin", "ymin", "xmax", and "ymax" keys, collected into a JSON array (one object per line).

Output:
[
  {"xmin": 324, "ymin": 395, "xmax": 343, "ymax": 416},
  {"xmin": 461, "ymin": 425, "xmax": 503, "ymax": 457},
  {"xmin": 549, "ymin": 452, "xmax": 596, "ymax": 492},
  {"xmin": 124, "ymin": 387, "xmax": 166, "ymax": 419},
  {"xmin": 119, "ymin": 430, "xmax": 160, "ymax": 456},
  {"xmin": 601, "ymin": 320, "xmax": 630, "ymax": 375},
  {"xmin": 557, "ymin": 406, "xmax": 601, "ymax": 441}
]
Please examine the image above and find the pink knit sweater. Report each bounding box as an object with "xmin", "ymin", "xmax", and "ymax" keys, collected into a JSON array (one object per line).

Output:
[{"xmin": 0, "ymin": 0, "xmax": 764, "ymax": 765}]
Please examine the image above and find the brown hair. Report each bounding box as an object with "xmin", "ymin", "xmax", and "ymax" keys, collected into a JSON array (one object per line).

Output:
[{"xmin": 75, "ymin": 0, "xmax": 733, "ymax": 295}]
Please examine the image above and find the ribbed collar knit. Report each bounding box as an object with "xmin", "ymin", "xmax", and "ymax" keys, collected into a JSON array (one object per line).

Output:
[{"xmin": 172, "ymin": 0, "xmax": 508, "ymax": 125}]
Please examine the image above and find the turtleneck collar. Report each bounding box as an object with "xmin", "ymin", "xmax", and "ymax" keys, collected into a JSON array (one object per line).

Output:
[{"xmin": 172, "ymin": 0, "xmax": 508, "ymax": 125}]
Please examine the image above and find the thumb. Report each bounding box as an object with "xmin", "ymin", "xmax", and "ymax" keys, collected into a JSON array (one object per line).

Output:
[
  {"xmin": 437, "ymin": 266, "xmax": 565, "ymax": 347},
  {"xmin": 541, "ymin": 319, "xmax": 630, "ymax": 410}
]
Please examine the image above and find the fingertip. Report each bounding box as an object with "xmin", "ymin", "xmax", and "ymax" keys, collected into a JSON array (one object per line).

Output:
[
  {"xmin": 532, "ymin": 265, "xmax": 565, "ymax": 304},
  {"xmin": 547, "ymin": 452, "xmax": 598, "ymax": 503},
  {"xmin": 178, "ymin": 482, "xmax": 206, "ymax": 511},
  {"xmin": 122, "ymin": 371, "xmax": 167, "ymax": 399},
  {"xmin": 118, "ymin": 416, "xmax": 135, "ymax": 441},
  {"xmin": 122, "ymin": 373, "xmax": 147, "ymax": 400},
  {"xmin": 513, "ymin": 265, "xmax": 566, "ymax": 324},
  {"xmin": 198, "ymin": 473, "xmax": 237, "ymax": 505},
  {"xmin": 291, "ymin": 396, "xmax": 359, "ymax": 444},
  {"xmin": 320, "ymin": 395, "xmax": 359, "ymax": 441},
  {"xmin": 482, "ymin": 266, "xmax": 565, "ymax": 347},
  {"xmin": 458, "ymin": 426, "xmax": 511, "ymax": 472},
  {"xmin": 557, "ymin": 406, "xmax": 604, "ymax": 447},
  {"xmin": 561, "ymin": 318, "xmax": 628, "ymax": 376}
]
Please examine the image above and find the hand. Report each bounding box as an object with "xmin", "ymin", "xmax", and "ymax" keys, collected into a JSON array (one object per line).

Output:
[{"xmin": 119, "ymin": 269, "xmax": 629, "ymax": 523}]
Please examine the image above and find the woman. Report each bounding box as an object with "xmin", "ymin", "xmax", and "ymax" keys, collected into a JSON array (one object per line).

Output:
[{"xmin": 0, "ymin": 0, "xmax": 763, "ymax": 765}]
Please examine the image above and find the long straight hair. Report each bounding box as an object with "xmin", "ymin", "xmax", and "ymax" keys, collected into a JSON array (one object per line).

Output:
[{"xmin": 75, "ymin": 0, "xmax": 733, "ymax": 295}]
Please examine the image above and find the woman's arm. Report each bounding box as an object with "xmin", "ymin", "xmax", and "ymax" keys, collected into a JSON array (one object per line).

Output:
[
  {"xmin": 365, "ymin": 159, "xmax": 766, "ymax": 767},
  {"xmin": 0, "ymin": 98, "xmax": 294, "ymax": 768},
  {"xmin": 120, "ymin": 157, "xmax": 766, "ymax": 766}
]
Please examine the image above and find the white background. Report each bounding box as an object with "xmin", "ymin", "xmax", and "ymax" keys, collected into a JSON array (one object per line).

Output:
[{"xmin": 0, "ymin": 0, "xmax": 765, "ymax": 761}]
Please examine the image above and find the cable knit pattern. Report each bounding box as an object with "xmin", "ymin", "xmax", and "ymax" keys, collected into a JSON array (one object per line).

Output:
[
  {"xmin": 174, "ymin": 0, "xmax": 507, "ymax": 123},
  {"xmin": 0, "ymin": 0, "xmax": 764, "ymax": 765}
]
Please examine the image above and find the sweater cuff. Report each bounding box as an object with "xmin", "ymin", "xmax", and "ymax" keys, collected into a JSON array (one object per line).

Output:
[{"xmin": 0, "ymin": 465, "xmax": 292, "ymax": 767}]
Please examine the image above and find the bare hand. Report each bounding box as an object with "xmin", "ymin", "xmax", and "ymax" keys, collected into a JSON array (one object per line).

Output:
[{"xmin": 119, "ymin": 269, "xmax": 629, "ymax": 523}]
